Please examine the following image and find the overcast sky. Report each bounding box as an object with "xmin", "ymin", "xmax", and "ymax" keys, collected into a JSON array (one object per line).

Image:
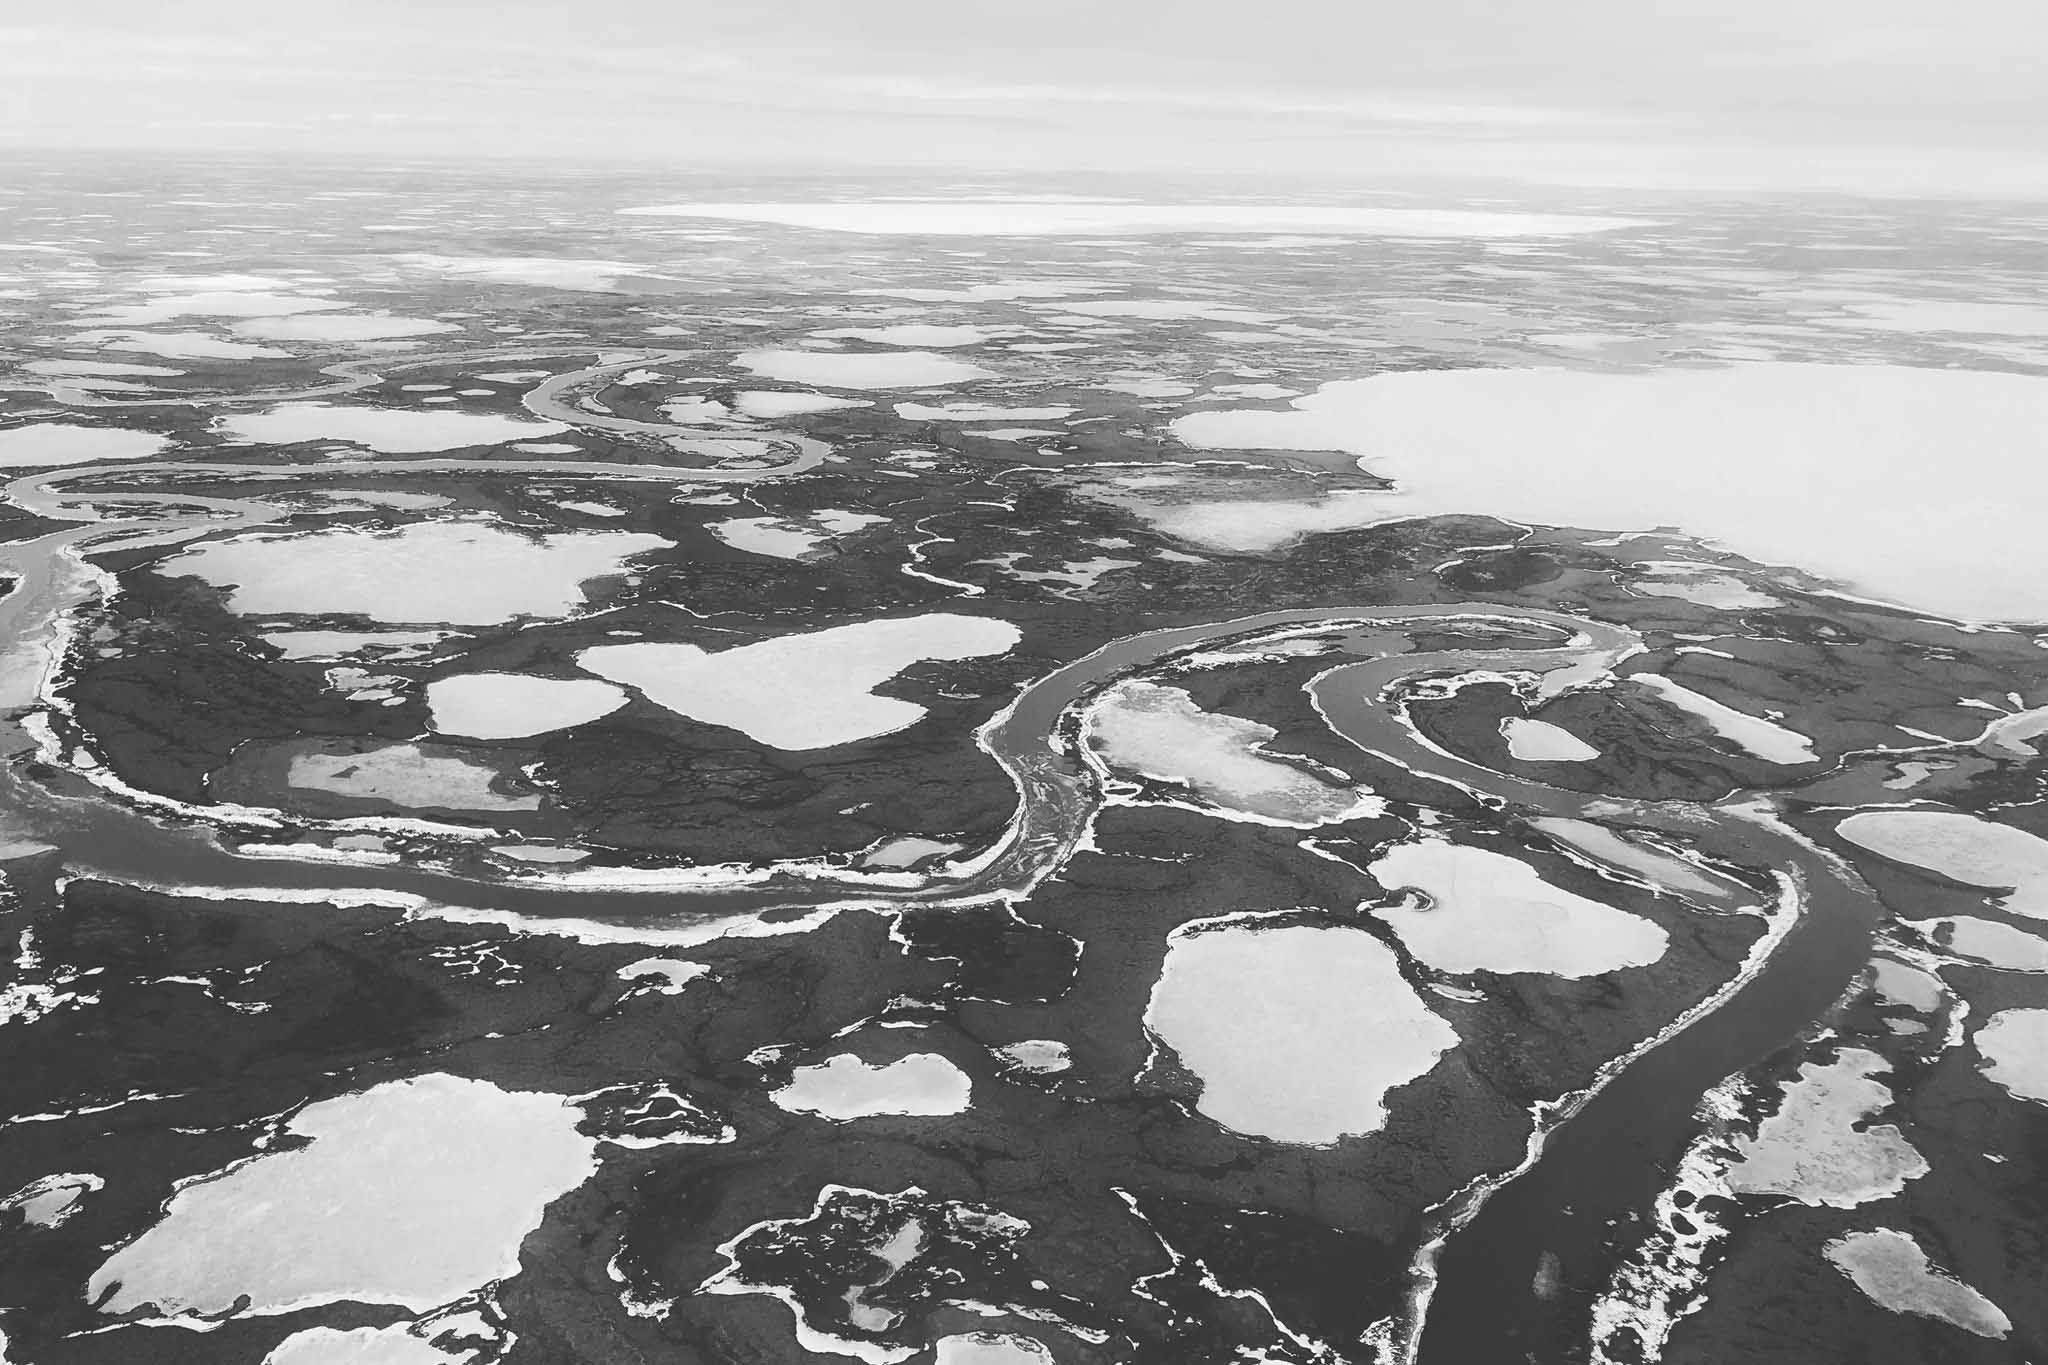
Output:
[{"xmin": 7, "ymin": 0, "xmax": 2047, "ymax": 196}]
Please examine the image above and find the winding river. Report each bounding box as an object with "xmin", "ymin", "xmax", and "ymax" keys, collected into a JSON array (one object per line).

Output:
[{"xmin": 0, "ymin": 358, "xmax": 1885, "ymax": 1361}]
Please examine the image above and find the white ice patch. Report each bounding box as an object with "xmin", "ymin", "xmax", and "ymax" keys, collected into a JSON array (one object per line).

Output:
[
  {"xmin": 0, "ymin": 423, "xmax": 171, "ymax": 467},
  {"xmin": 738, "ymin": 349, "xmax": 995, "ymax": 390},
  {"xmin": 288, "ymin": 744, "xmax": 539, "ymax": 813},
  {"xmin": 220, "ymin": 402, "xmax": 565, "ymax": 453},
  {"xmin": 933, "ymin": 1333, "xmax": 1055, "ymax": 1365},
  {"xmin": 1632, "ymin": 675, "xmax": 1817, "ymax": 765},
  {"xmin": 0, "ymin": 1172, "xmax": 103, "ymax": 1228},
  {"xmin": 577, "ymin": 613, "xmax": 1019, "ymax": 750},
  {"xmin": 1500, "ymin": 717, "xmax": 1600, "ymax": 762},
  {"xmin": 262, "ymin": 1322, "xmax": 470, "ymax": 1364},
  {"xmin": 1921, "ymin": 916, "xmax": 2048, "ymax": 972},
  {"xmin": 992, "ymin": 1041, "xmax": 1070, "ymax": 1075},
  {"xmin": 772, "ymin": 1053, "xmax": 973, "ymax": 1119},
  {"xmin": 1143, "ymin": 919, "xmax": 1457, "ymax": 1144},
  {"xmin": 617, "ymin": 958, "xmax": 710, "ymax": 996},
  {"xmin": 1824, "ymin": 1229, "xmax": 2010, "ymax": 1338},
  {"xmin": 1836, "ymin": 809, "xmax": 2048, "ymax": 919},
  {"xmin": 88, "ymin": 291, "xmax": 348, "ymax": 327},
  {"xmin": 74, "ymin": 330, "xmax": 292, "ymax": 360},
  {"xmin": 1085, "ymin": 681, "xmax": 1377, "ymax": 826},
  {"xmin": 710, "ymin": 510, "xmax": 888, "ymax": 560},
  {"xmin": 1367, "ymin": 839, "xmax": 1669, "ymax": 977},
  {"xmin": 731, "ymin": 391, "xmax": 874, "ymax": 419},
  {"xmin": 236, "ymin": 315, "xmax": 460, "ymax": 343},
  {"xmin": 1725, "ymin": 1048, "xmax": 1928, "ymax": 1207},
  {"xmin": 1973, "ymin": 1008, "xmax": 2048, "ymax": 1103},
  {"xmin": 426, "ymin": 673, "xmax": 629, "ymax": 740},
  {"xmin": 158, "ymin": 521, "xmax": 666, "ymax": 625},
  {"xmin": 87, "ymin": 1074, "xmax": 598, "ymax": 1320}
]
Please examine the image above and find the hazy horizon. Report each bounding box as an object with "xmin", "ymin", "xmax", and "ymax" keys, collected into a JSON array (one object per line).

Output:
[{"xmin": 7, "ymin": 0, "xmax": 2048, "ymax": 199}]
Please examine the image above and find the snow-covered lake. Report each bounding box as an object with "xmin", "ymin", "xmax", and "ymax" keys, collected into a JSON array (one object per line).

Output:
[
  {"xmin": 220, "ymin": 402, "xmax": 566, "ymax": 453},
  {"xmin": 87, "ymin": 1074, "xmax": 596, "ymax": 1319},
  {"xmin": 577, "ymin": 613, "xmax": 1019, "ymax": 750},
  {"xmin": 157, "ymin": 521, "xmax": 666, "ymax": 625},
  {"xmin": 1143, "ymin": 919, "xmax": 1456, "ymax": 1144}
]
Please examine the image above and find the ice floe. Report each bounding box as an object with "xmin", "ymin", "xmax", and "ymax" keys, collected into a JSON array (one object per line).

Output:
[
  {"xmin": 1143, "ymin": 919, "xmax": 1456, "ymax": 1144},
  {"xmin": 1367, "ymin": 839, "xmax": 1669, "ymax": 977}
]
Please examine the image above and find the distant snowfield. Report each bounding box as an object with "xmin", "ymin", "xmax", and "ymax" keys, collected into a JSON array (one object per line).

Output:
[
  {"xmin": 0, "ymin": 423, "xmax": 170, "ymax": 467},
  {"xmin": 395, "ymin": 254, "xmax": 653, "ymax": 292},
  {"xmin": 738, "ymin": 348, "xmax": 996, "ymax": 389},
  {"xmin": 1171, "ymin": 364, "xmax": 2048, "ymax": 624},
  {"xmin": 622, "ymin": 202, "xmax": 1653, "ymax": 238}
]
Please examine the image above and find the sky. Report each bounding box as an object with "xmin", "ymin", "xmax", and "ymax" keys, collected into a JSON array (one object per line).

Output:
[{"xmin": 6, "ymin": 0, "xmax": 2048, "ymax": 196}]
